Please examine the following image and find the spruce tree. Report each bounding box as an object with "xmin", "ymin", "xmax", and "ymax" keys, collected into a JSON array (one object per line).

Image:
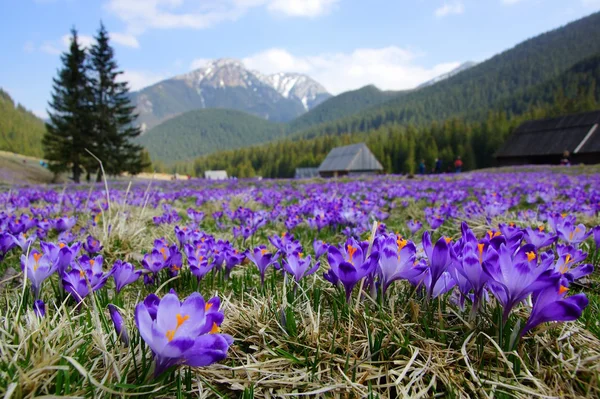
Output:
[
  {"xmin": 43, "ymin": 28, "xmax": 93, "ymax": 183},
  {"xmin": 89, "ymin": 22, "xmax": 146, "ymax": 178}
]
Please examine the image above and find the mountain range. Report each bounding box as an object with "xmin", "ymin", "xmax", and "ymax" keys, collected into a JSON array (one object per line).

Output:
[
  {"xmin": 139, "ymin": 11, "xmax": 600, "ymax": 163},
  {"xmin": 130, "ymin": 58, "xmax": 331, "ymax": 132}
]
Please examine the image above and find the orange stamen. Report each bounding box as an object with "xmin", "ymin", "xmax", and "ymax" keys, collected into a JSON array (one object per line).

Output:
[
  {"xmin": 559, "ymin": 285, "xmax": 569, "ymax": 295},
  {"xmin": 209, "ymin": 322, "xmax": 221, "ymax": 334},
  {"xmin": 347, "ymin": 245, "xmax": 358, "ymax": 263},
  {"xmin": 205, "ymin": 302, "xmax": 213, "ymax": 311},
  {"xmin": 444, "ymin": 237, "xmax": 452, "ymax": 244},
  {"xmin": 526, "ymin": 251, "xmax": 536, "ymax": 262}
]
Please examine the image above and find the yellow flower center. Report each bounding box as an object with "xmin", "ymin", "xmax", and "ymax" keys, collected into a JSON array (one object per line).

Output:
[
  {"xmin": 558, "ymin": 285, "xmax": 568, "ymax": 295},
  {"xmin": 538, "ymin": 225, "xmax": 544, "ymax": 232},
  {"xmin": 165, "ymin": 313, "xmax": 190, "ymax": 342},
  {"xmin": 477, "ymin": 243, "xmax": 485, "ymax": 263},
  {"xmin": 209, "ymin": 322, "xmax": 220, "ymax": 334},
  {"xmin": 33, "ymin": 253, "xmax": 42, "ymax": 271},
  {"xmin": 160, "ymin": 247, "xmax": 168, "ymax": 260},
  {"xmin": 260, "ymin": 249, "xmax": 268, "ymax": 256},
  {"xmin": 397, "ymin": 237, "xmax": 408, "ymax": 250},
  {"xmin": 444, "ymin": 237, "xmax": 452, "ymax": 244},
  {"xmin": 526, "ymin": 251, "xmax": 536, "ymax": 262},
  {"xmin": 347, "ymin": 245, "xmax": 357, "ymax": 264}
]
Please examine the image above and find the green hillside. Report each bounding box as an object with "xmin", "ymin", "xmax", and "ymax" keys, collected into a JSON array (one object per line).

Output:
[
  {"xmin": 172, "ymin": 51, "xmax": 600, "ymax": 178},
  {"xmin": 287, "ymin": 85, "xmax": 406, "ymax": 132},
  {"xmin": 291, "ymin": 11, "xmax": 600, "ymax": 140},
  {"xmin": 138, "ymin": 108, "xmax": 287, "ymax": 162},
  {"xmin": 0, "ymin": 89, "xmax": 46, "ymax": 157}
]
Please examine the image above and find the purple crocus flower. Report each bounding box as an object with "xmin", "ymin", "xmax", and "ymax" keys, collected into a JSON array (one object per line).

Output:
[
  {"xmin": 34, "ymin": 299, "xmax": 46, "ymax": 318},
  {"xmin": 20, "ymin": 249, "xmax": 55, "ymax": 299},
  {"xmin": 223, "ymin": 249, "xmax": 244, "ymax": 278},
  {"xmin": 325, "ymin": 239, "xmax": 379, "ymax": 301},
  {"xmin": 282, "ymin": 252, "xmax": 320, "ymax": 283},
  {"xmin": 556, "ymin": 223, "xmax": 592, "ymax": 245},
  {"xmin": 482, "ymin": 244, "xmax": 559, "ymax": 321},
  {"xmin": 62, "ymin": 255, "xmax": 112, "ymax": 302},
  {"xmin": 592, "ymin": 225, "xmax": 600, "ymax": 250},
  {"xmin": 134, "ymin": 292, "xmax": 233, "ymax": 376},
  {"xmin": 313, "ymin": 240, "xmax": 328, "ymax": 260},
  {"xmin": 189, "ymin": 253, "xmax": 216, "ymax": 281},
  {"xmin": 422, "ymin": 232, "xmax": 453, "ymax": 299},
  {"xmin": 0, "ymin": 232, "xmax": 17, "ymax": 259},
  {"xmin": 520, "ymin": 282, "xmax": 588, "ymax": 337},
  {"xmin": 406, "ymin": 220, "xmax": 423, "ymax": 236},
  {"xmin": 41, "ymin": 241, "xmax": 82, "ymax": 275},
  {"xmin": 10, "ymin": 233, "xmax": 35, "ymax": 253},
  {"xmin": 83, "ymin": 235, "xmax": 103, "ymax": 255},
  {"xmin": 246, "ymin": 246, "xmax": 279, "ymax": 285},
  {"xmin": 53, "ymin": 216, "xmax": 77, "ymax": 233},
  {"xmin": 111, "ymin": 260, "xmax": 141, "ymax": 294},
  {"xmin": 376, "ymin": 235, "xmax": 420, "ymax": 295},
  {"xmin": 549, "ymin": 253, "xmax": 593, "ymax": 283},
  {"xmin": 141, "ymin": 248, "xmax": 168, "ymax": 274},
  {"xmin": 523, "ymin": 226, "xmax": 557, "ymax": 249},
  {"xmin": 108, "ymin": 304, "xmax": 130, "ymax": 347}
]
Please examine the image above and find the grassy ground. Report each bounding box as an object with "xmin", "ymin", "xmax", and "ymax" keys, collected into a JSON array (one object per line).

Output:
[
  {"xmin": 0, "ymin": 150, "xmax": 57, "ymax": 185},
  {"xmin": 0, "ymin": 173, "xmax": 599, "ymax": 398}
]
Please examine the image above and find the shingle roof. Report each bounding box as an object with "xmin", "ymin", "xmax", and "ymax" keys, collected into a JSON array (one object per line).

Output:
[
  {"xmin": 496, "ymin": 111, "xmax": 600, "ymax": 158},
  {"xmin": 294, "ymin": 167, "xmax": 319, "ymax": 179},
  {"xmin": 318, "ymin": 143, "xmax": 383, "ymax": 173}
]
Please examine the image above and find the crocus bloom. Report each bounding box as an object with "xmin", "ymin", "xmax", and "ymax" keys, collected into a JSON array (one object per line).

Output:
[
  {"xmin": 134, "ymin": 292, "xmax": 233, "ymax": 376},
  {"xmin": 556, "ymin": 223, "xmax": 592, "ymax": 245},
  {"xmin": 246, "ymin": 246, "xmax": 279, "ymax": 285},
  {"xmin": 325, "ymin": 240, "xmax": 379, "ymax": 301},
  {"xmin": 406, "ymin": 220, "xmax": 423, "ymax": 235},
  {"xmin": 482, "ymin": 244, "xmax": 559, "ymax": 321},
  {"xmin": 40, "ymin": 241, "xmax": 81, "ymax": 275},
  {"xmin": 20, "ymin": 249, "xmax": 55, "ymax": 299},
  {"xmin": 10, "ymin": 233, "xmax": 35, "ymax": 253},
  {"xmin": 189, "ymin": 253, "xmax": 215, "ymax": 281},
  {"xmin": 108, "ymin": 304, "xmax": 130, "ymax": 347},
  {"xmin": 34, "ymin": 299, "xmax": 46, "ymax": 318},
  {"xmin": 141, "ymin": 249, "xmax": 168, "ymax": 274},
  {"xmin": 377, "ymin": 235, "xmax": 420, "ymax": 295},
  {"xmin": 523, "ymin": 226, "xmax": 557, "ymax": 249},
  {"xmin": 111, "ymin": 260, "xmax": 142, "ymax": 293},
  {"xmin": 0, "ymin": 232, "xmax": 17, "ymax": 259},
  {"xmin": 83, "ymin": 235, "xmax": 103, "ymax": 255},
  {"xmin": 53, "ymin": 216, "xmax": 77, "ymax": 233},
  {"xmin": 520, "ymin": 282, "xmax": 588, "ymax": 336},
  {"xmin": 313, "ymin": 240, "xmax": 328, "ymax": 260},
  {"xmin": 422, "ymin": 233, "xmax": 453, "ymax": 299},
  {"xmin": 282, "ymin": 252, "xmax": 320, "ymax": 283},
  {"xmin": 592, "ymin": 225, "xmax": 600, "ymax": 249},
  {"xmin": 62, "ymin": 255, "xmax": 112, "ymax": 302},
  {"xmin": 549, "ymin": 253, "xmax": 593, "ymax": 283}
]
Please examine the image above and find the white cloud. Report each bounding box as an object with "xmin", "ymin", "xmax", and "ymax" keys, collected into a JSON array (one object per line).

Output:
[
  {"xmin": 119, "ymin": 70, "xmax": 168, "ymax": 91},
  {"xmin": 241, "ymin": 47, "xmax": 461, "ymax": 94},
  {"xmin": 435, "ymin": 1, "xmax": 464, "ymax": 18},
  {"xmin": 104, "ymin": 0, "xmax": 339, "ymax": 35},
  {"xmin": 110, "ymin": 32, "xmax": 140, "ymax": 48},
  {"xmin": 267, "ymin": 0, "xmax": 339, "ymax": 17},
  {"xmin": 190, "ymin": 58, "xmax": 212, "ymax": 69}
]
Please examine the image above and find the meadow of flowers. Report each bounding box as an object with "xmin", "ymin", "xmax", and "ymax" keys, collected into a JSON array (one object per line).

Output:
[{"xmin": 0, "ymin": 169, "xmax": 599, "ymax": 398}]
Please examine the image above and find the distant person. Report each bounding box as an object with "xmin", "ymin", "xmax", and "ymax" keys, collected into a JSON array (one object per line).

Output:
[
  {"xmin": 454, "ymin": 156, "xmax": 463, "ymax": 173},
  {"xmin": 418, "ymin": 159, "xmax": 426, "ymax": 175},
  {"xmin": 433, "ymin": 158, "xmax": 442, "ymax": 174},
  {"xmin": 560, "ymin": 150, "xmax": 571, "ymax": 166}
]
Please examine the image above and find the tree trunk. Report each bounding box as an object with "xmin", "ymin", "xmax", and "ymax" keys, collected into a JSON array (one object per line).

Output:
[
  {"xmin": 72, "ymin": 164, "xmax": 81, "ymax": 184},
  {"xmin": 96, "ymin": 169, "xmax": 102, "ymax": 183}
]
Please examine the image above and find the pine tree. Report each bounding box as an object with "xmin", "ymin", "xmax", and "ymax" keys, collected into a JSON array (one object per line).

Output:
[
  {"xmin": 43, "ymin": 28, "xmax": 93, "ymax": 183},
  {"xmin": 89, "ymin": 22, "xmax": 146, "ymax": 178}
]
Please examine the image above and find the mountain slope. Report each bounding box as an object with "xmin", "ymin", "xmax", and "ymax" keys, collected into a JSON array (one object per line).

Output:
[
  {"xmin": 288, "ymin": 85, "xmax": 407, "ymax": 133},
  {"xmin": 417, "ymin": 62, "xmax": 477, "ymax": 88},
  {"xmin": 131, "ymin": 59, "xmax": 330, "ymax": 131},
  {"xmin": 137, "ymin": 108, "xmax": 287, "ymax": 162},
  {"xmin": 176, "ymin": 52, "xmax": 600, "ymax": 178},
  {"xmin": 292, "ymin": 11, "xmax": 600, "ymax": 140},
  {"xmin": 0, "ymin": 89, "xmax": 46, "ymax": 157}
]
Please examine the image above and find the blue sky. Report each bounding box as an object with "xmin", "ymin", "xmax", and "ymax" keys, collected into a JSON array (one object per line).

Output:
[{"xmin": 2, "ymin": 0, "xmax": 600, "ymax": 118}]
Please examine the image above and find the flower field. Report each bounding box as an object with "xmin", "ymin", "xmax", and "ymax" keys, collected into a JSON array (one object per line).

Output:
[{"xmin": 1, "ymin": 169, "xmax": 599, "ymax": 398}]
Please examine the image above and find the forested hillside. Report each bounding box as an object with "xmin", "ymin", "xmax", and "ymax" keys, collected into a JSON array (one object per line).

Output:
[
  {"xmin": 287, "ymin": 85, "xmax": 406, "ymax": 133},
  {"xmin": 137, "ymin": 108, "xmax": 287, "ymax": 161},
  {"xmin": 291, "ymin": 11, "xmax": 600, "ymax": 140},
  {"xmin": 0, "ymin": 89, "xmax": 46, "ymax": 157},
  {"xmin": 171, "ymin": 53, "xmax": 600, "ymax": 178}
]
